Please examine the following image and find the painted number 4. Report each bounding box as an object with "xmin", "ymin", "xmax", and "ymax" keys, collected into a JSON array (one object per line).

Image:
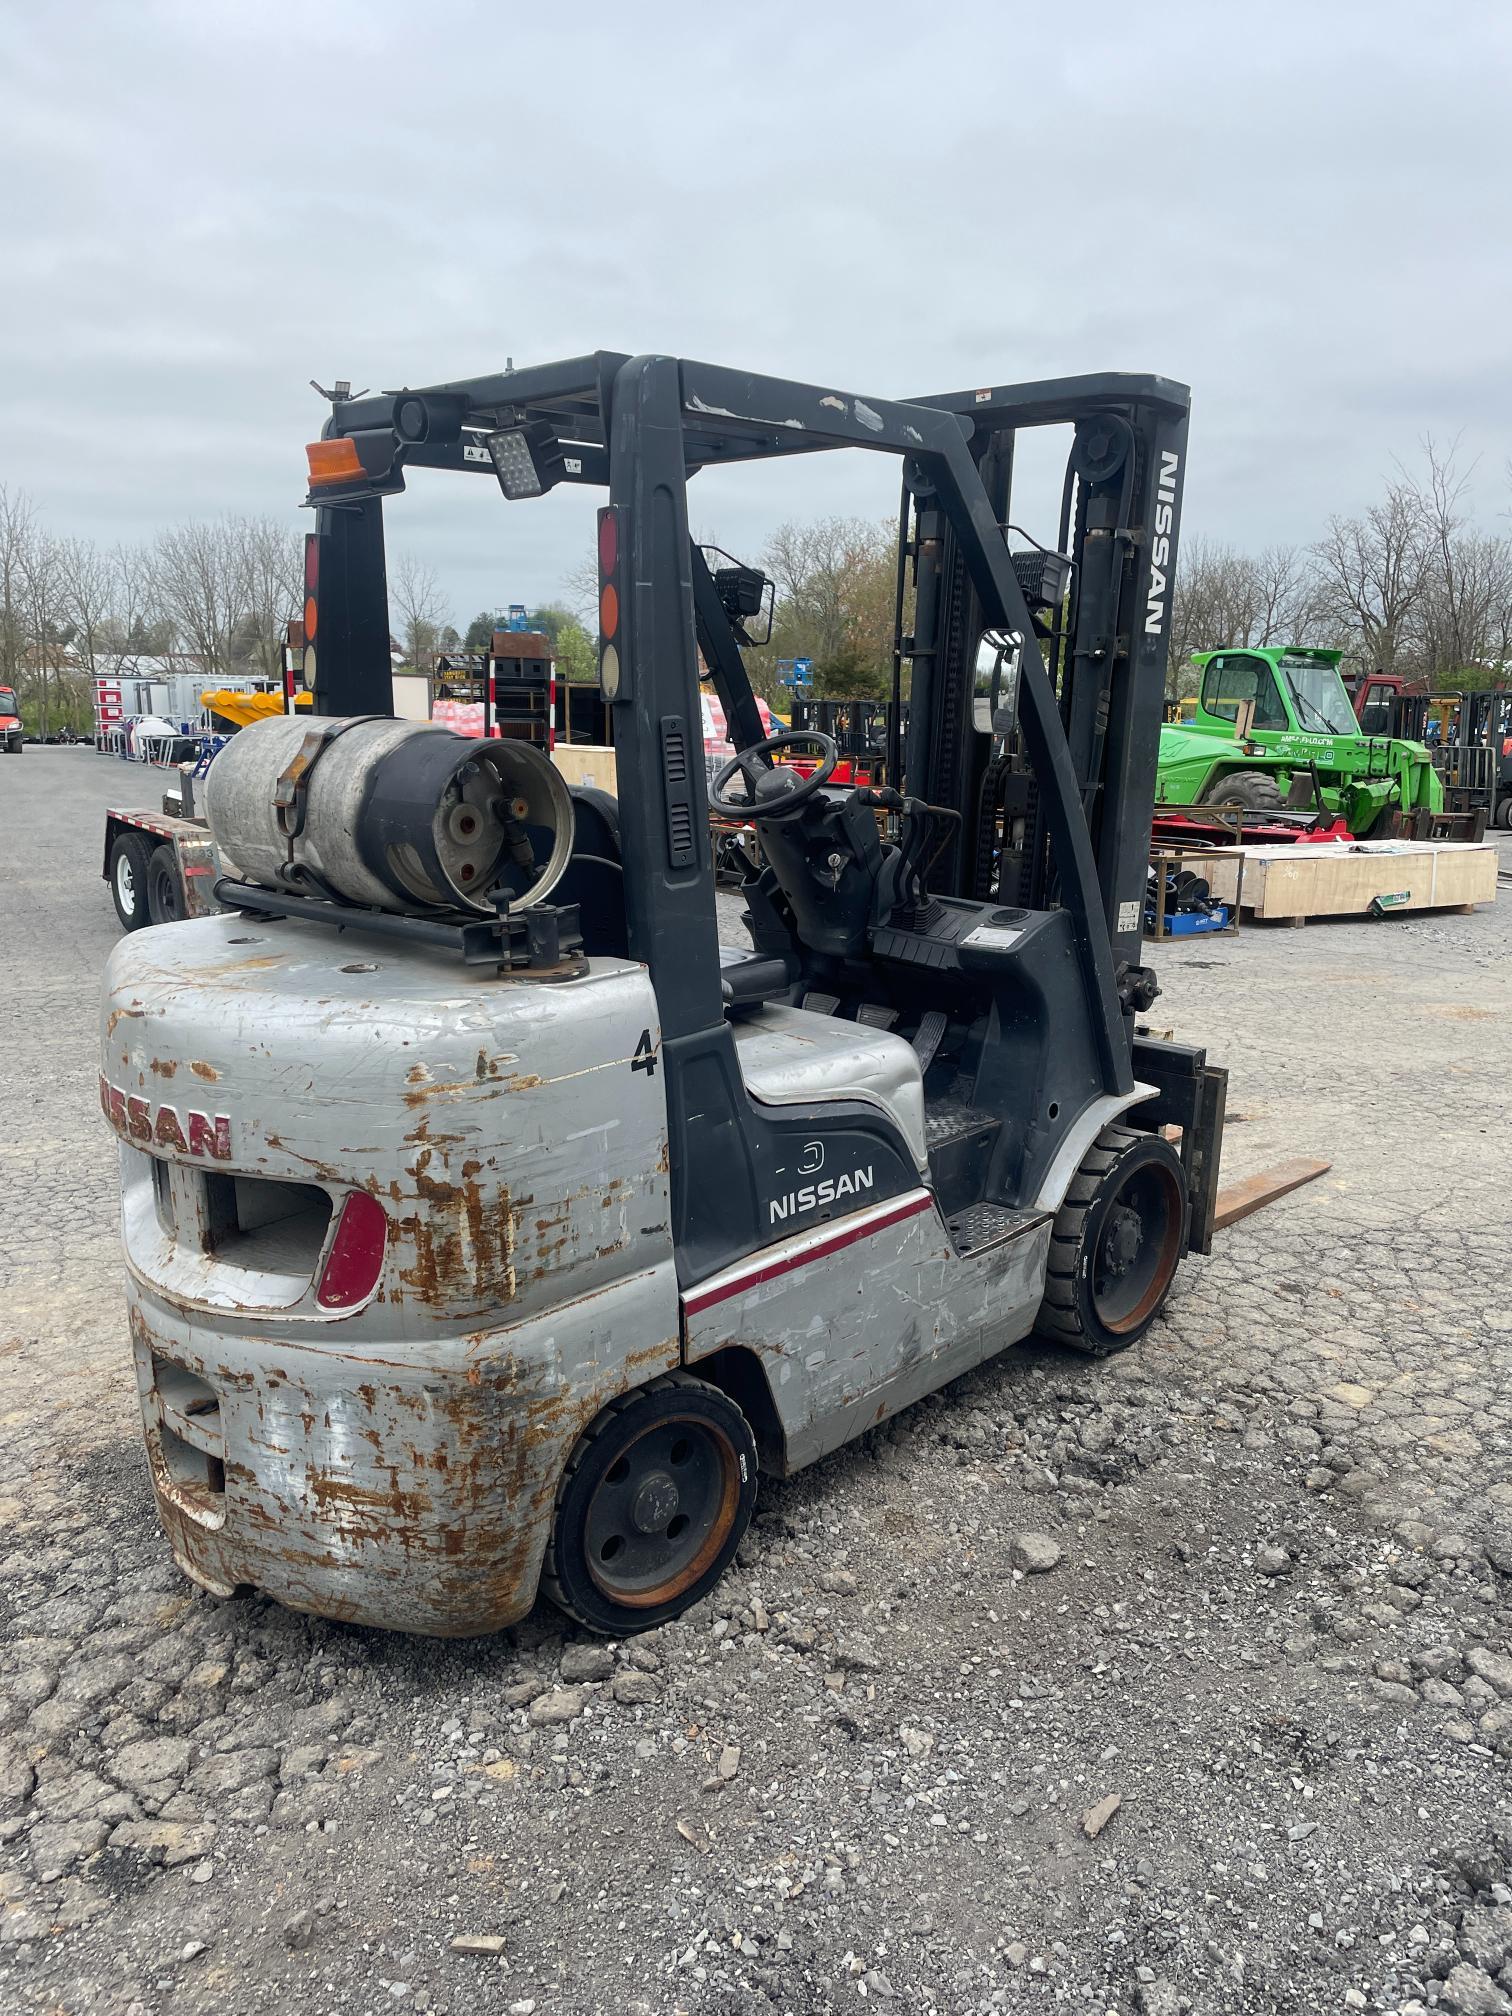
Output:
[{"xmin": 631, "ymin": 1029, "xmax": 658, "ymax": 1077}]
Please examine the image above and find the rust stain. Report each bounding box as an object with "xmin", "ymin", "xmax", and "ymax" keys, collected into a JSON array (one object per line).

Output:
[
  {"xmin": 190, "ymin": 1060, "xmax": 220, "ymax": 1082},
  {"xmin": 150, "ymin": 1058, "xmax": 178, "ymax": 1078}
]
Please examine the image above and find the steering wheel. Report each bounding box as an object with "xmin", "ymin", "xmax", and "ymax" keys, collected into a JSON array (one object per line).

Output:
[{"xmin": 708, "ymin": 731, "xmax": 840, "ymax": 820}]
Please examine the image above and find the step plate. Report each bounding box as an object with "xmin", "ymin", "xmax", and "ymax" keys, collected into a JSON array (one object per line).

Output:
[
  {"xmin": 945, "ymin": 1201, "xmax": 1045, "ymax": 1259},
  {"xmin": 925, "ymin": 1101, "xmax": 1000, "ymax": 1149}
]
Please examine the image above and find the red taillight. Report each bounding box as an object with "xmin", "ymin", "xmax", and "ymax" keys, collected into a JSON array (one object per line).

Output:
[
  {"xmin": 316, "ymin": 1191, "xmax": 387, "ymax": 1311},
  {"xmin": 597, "ymin": 507, "xmax": 618, "ymax": 576}
]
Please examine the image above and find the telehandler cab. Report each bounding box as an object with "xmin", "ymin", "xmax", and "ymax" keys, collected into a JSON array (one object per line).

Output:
[{"xmin": 100, "ymin": 352, "xmax": 1226, "ymax": 1638}]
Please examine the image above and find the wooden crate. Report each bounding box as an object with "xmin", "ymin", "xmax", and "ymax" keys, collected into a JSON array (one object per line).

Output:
[
  {"xmin": 1201, "ymin": 839, "xmax": 1497, "ymax": 924},
  {"xmin": 551, "ymin": 743, "xmax": 618, "ymax": 794}
]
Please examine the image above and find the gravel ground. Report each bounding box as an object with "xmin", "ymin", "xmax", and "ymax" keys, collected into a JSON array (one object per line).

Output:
[{"xmin": 3, "ymin": 747, "xmax": 1511, "ymax": 2016}]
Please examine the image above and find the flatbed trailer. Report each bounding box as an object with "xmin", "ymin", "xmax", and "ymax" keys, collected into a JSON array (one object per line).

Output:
[{"xmin": 104, "ymin": 775, "xmax": 220, "ymax": 930}]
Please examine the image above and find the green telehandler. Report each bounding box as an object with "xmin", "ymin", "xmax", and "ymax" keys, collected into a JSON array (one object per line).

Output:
[{"xmin": 1156, "ymin": 646, "xmax": 1445, "ymax": 837}]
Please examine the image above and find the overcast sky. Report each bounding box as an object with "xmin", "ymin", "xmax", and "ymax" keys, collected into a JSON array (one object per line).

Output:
[{"xmin": 3, "ymin": 0, "xmax": 1510, "ymax": 630}]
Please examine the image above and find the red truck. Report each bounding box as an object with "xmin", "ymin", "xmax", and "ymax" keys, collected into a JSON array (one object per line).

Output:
[{"xmin": 0, "ymin": 687, "xmax": 22, "ymax": 753}]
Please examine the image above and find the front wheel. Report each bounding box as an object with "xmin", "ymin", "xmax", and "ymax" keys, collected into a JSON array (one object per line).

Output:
[
  {"xmin": 1035, "ymin": 1125, "xmax": 1187, "ymax": 1356},
  {"xmin": 541, "ymin": 1372, "xmax": 758, "ymax": 1635}
]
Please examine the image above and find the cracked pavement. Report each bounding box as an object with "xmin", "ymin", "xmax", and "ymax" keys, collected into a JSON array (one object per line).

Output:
[{"xmin": 2, "ymin": 750, "xmax": 1510, "ymax": 2016}]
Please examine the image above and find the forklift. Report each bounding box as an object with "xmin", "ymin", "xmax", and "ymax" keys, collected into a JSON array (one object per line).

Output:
[{"xmin": 100, "ymin": 352, "xmax": 1225, "ymax": 1639}]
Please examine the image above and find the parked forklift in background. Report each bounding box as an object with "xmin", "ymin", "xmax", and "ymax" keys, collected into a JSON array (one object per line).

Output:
[{"xmin": 100, "ymin": 352, "xmax": 1226, "ymax": 1640}]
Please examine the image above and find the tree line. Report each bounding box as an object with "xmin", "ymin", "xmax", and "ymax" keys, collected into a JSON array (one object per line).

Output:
[
  {"xmin": 0, "ymin": 488, "xmax": 305, "ymax": 737},
  {"xmin": 5, "ymin": 432, "xmax": 1506, "ymax": 737},
  {"xmin": 1169, "ymin": 438, "xmax": 1512, "ymax": 697}
]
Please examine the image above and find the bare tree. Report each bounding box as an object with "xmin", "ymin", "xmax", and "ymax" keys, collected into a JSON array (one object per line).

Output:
[
  {"xmin": 57, "ymin": 537, "xmax": 114, "ymax": 677},
  {"xmin": 562, "ymin": 552, "xmax": 600, "ymax": 630},
  {"xmin": 17, "ymin": 526, "xmax": 70, "ymax": 738},
  {"xmin": 390, "ymin": 552, "xmax": 449, "ymax": 672},
  {"xmin": 99, "ymin": 542, "xmax": 167, "ymax": 674},
  {"xmin": 1250, "ymin": 544, "xmax": 1316, "ymax": 646},
  {"xmin": 152, "ymin": 519, "xmax": 247, "ymax": 676},
  {"xmin": 1411, "ymin": 435, "xmax": 1512, "ymax": 683},
  {"xmin": 236, "ymin": 516, "xmax": 303, "ymax": 679},
  {"xmin": 1312, "ymin": 477, "xmax": 1428, "ymax": 674},
  {"xmin": 0, "ymin": 485, "xmax": 37, "ymax": 692}
]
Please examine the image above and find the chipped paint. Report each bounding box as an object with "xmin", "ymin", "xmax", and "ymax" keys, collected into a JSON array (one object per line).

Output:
[{"xmin": 103, "ymin": 913, "xmax": 679, "ymax": 1635}]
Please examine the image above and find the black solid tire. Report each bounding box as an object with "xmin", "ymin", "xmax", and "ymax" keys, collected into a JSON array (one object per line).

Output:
[
  {"xmin": 1035, "ymin": 1125, "xmax": 1187, "ymax": 1357},
  {"xmin": 109, "ymin": 833, "xmax": 155, "ymax": 931},
  {"xmin": 1201, "ymin": 768, "xmax": 1284, "ymax": 813},
  {"xmin": 541, "ymin": 1372, "xmax": 758, "ymax": 1636},
  {"xmin": 146, "ymin": 844, "xmax": 185, "ymax": 925}
]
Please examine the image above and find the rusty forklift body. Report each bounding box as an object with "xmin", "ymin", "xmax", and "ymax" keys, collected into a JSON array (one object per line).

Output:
[{"xmin": 101, "ymin": 352, "xmax": 1225, "ymax": 1636}]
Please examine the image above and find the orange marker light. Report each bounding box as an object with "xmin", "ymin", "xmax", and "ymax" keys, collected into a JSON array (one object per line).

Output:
[
  {"xmin": 306, "ymin": 438, "xmax": 364, "ymax": 487},
  {"xmin": 599, "ymin": 582, "xmax": 619, "ymax": 640}
]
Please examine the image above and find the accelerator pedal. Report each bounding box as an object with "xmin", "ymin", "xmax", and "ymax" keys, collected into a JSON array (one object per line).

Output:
[{"xmin": 912, "ymin": 1009, "xmax": 948, "ymax": 1072}]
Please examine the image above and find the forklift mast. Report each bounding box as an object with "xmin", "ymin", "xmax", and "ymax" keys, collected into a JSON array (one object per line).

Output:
[
  {"xmin": 296, "ymin": 355, "xmax": 1220, "ymax": 1275},
  {"xmin": 898, "ymin": 378, "xmax": 1190, "ymax": 982}
]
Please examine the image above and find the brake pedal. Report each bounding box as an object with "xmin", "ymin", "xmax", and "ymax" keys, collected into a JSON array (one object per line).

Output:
[
  {"xmin": 856, "ymin": 1004, "xmax": 899, "ymax": 1030},
  {"xmin": 802, "ymin": 990, "xmax": 841, "ymax": 1016}
]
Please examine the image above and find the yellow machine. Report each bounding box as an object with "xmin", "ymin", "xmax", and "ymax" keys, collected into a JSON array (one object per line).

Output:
[{"xmin": 200, "ymin": 688, "xmax": 311, "ymax": 730}]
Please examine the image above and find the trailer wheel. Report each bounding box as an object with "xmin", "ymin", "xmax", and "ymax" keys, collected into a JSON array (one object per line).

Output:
[
  {"xmin": 1200, "ymin": 769, "xmax": 1283, "ymax": 814},
  {"xmin": 1035, "ymin": 1125, "xmax": 1187, "ymax": 1356},
  {"xmin": 146, "ymin": 844, "xmax": 185, "ymax": 925},
  {"xmin": 108, "ymin": 832, "xmax": 156, "ymax": 931},
  {"xmin": 542, "ymin": 1372, "xmax": 758, "ymax": 1636}
]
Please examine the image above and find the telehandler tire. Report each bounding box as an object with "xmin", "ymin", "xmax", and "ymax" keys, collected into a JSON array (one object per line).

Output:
[
  {"xmin": 542, "ymin": 1371, "xmax": 759, "ymax": 1636},
  {"xmin": 1200, "ymin": 769, "xmax": 1283, "ymax": 814},
  {"xmin": 1035, "ymin": 1125, "xmax": 1187, "ymax": 1356}
]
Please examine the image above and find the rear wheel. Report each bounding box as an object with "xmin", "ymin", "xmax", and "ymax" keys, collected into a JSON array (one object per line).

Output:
[
  {"xmin": 1498, "ymin": 797, "xmax": 1512, "ymax": 831},
  {"xmin": 146, "ymin": 844, "xmax": 185, "ymax": 924},
  {"xmin": 108, "ymin": 832, "xmax": 155, "ymax": 931},
  {"xmin": 1036, "ymin": 1125, "xmax": 1187, "ymax": 1356},
  {"xmin": 542, "ymin": 1372, "xmax": 758, "ymax": 1635},
  {"xmin": 1201, "ymin": 769, "xmax": 1284, "ymax": 814}
]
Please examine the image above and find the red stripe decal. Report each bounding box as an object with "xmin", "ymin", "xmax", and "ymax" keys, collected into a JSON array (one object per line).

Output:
[{"xmin": 683, "ymin": 1190, "xmax": 935, "ymax": 1318}]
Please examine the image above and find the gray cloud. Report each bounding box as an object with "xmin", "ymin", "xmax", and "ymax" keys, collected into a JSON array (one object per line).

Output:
[{"xmin": 3, "ymin": 0, "xmax": 1509, "ymax": 627}]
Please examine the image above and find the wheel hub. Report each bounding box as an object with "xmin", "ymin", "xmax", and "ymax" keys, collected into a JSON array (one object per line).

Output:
[
  {"xmin": 583, "ymin": 1415, "xmax": 739, "ymax": 1608},
  {"xmin": 630, "ymin": 1472, "xmax": 680, "ymax": 1535},
  {"xmin": 1087, "ymin": 1154, "xmax": 1185, "ymax": 1338},
  {"xmin": 1102, "ymin": 1203, "xmax": 1143, "ymax": 1276}
]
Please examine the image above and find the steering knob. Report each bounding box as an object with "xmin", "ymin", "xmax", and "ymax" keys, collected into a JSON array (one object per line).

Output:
[{"xmin": 709, "ymin": 730, "xmax": 840, "ymax": 820}]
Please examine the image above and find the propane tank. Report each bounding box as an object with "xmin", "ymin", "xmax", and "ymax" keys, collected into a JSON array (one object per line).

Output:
[{"xmin": 205, "ymin": 715, "xmax": 575, "ymax": 916}]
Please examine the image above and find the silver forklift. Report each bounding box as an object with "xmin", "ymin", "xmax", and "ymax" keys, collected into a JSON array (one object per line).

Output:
[{"xmin": 100, "ymin": 353, "xmax": 1225, "ymax": 1637}]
